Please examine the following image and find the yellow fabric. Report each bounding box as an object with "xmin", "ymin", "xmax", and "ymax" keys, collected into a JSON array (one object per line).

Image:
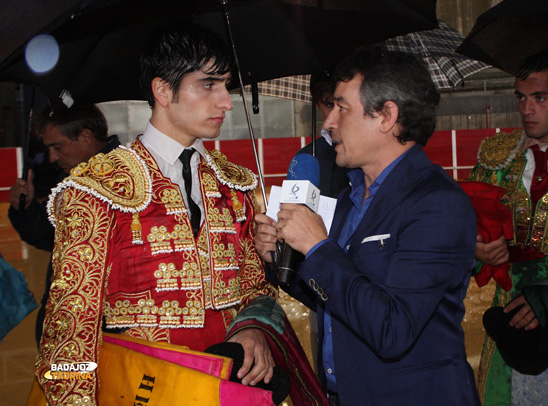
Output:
[
  {"xmin": 27, "ymin": 335, "xmax": 236, "ymax": 406},
  {"xmin": 101, "ymin": 333, "xmax": 233, "ymax": 379},
  {"xmin": 26, "ymin": 379, "xmax": 46, "ymax": 406},
  {"xmin": 98, "ymin": 339, "xmax": 224, "ymax": 405}
]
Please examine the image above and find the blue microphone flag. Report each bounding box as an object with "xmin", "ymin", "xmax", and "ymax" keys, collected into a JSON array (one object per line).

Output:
[{"xmin": 287, "ymin": 153, "xmax": 320, "ymax": 187}]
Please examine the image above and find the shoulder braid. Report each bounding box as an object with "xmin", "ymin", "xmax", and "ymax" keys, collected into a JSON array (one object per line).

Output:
[
  {"xmin": 203, "ymin": 149, "xmax": 257, "ymax": 192},
  {"xmin": 477, "ymin": 129, "xmax": 525, "ymax": 171},
  {"xmin": 47, "ymin": 146, "xmax": 152, "ymax": 225}
]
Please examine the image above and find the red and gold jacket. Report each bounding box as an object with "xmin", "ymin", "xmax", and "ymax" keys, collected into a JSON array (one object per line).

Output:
[{"xmin": 36, "ymin": 139, "xmax": 277, "ymax": 405}]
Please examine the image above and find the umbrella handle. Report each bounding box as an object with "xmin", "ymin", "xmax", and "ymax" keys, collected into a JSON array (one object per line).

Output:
[
  {"xmin": 19, "ymin": 87, "xmax": 35, "ymax": 214},
  {"xmin": 19, "ymin": 193, "xmax": 26, "ymax": 214},
  {"xmin": 311, "ymin": 95, "xmax": 316, "ymax": 157},
  {"xmin": 19, "ymin": 142, "xmax": 30, "ymax": 214}
]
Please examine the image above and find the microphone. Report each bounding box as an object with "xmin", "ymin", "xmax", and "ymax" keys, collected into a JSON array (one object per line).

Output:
[{"xmin": 277, "ymin": 153, "xmax": 320, "ymax": 288}]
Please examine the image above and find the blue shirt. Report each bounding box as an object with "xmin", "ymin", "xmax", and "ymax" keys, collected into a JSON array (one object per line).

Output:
[{"xmin": 306, "ymin": 150, "xmax": 409, "ymax": 392}]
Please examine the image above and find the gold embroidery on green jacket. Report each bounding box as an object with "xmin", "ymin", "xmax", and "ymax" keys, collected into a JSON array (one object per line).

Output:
[{"xmin": 469, "ymin": 130, "xmax": 548, "ymax": 254}]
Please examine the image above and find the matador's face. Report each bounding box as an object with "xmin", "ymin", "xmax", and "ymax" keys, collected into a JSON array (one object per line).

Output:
[{"xmin": 515, "ymin": 71, "xmax": 548, "ymax": 143}]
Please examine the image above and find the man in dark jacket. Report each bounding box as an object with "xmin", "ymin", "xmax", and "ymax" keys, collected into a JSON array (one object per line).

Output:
[{"xmin": 255, "ymin": 49, "xmax": 479, "ymax": 406}]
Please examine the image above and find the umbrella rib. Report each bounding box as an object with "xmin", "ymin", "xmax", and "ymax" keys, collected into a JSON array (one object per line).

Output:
[
  {"xmin": 413, "ymin": 36, "xmax": 458, "ymax": 88},
  {"xmin": 449, "ymin": 59, "xmax": 466, "ymax": 87},
  {"xmin": 56, "ymin": 30, "xmax": 110, "ymax": 106}
]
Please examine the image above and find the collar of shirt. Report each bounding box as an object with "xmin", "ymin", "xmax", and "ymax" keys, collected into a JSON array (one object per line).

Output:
[
  {"xmin": 523, "ymin": 145, "xmax": 542, "ymax": 194},
  {"xmin": 524, "ymin": 135, "xmax": 548, "ymax": 152},
  {"xmin": 346, "ymin": 149, "xmax": 409, "ymax": 211},
  {"xmin": 140, "ymin": 121, "xmax": 206, "ymax": 176},
  {"xmin": 139, "ymin": 121, "xmax": 206, "ymax": 218},
  {"xmin": 321, "ymin": 127, "xmax": 333, "ymax": 146}
]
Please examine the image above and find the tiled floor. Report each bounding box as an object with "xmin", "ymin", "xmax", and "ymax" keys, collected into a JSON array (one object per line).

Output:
[{"xmin": 0, "ymin": 200, "xmax": 494, "ymax": 405}]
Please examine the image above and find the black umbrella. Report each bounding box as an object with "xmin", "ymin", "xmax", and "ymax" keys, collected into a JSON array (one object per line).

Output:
[
  {"xmin": 0, "ymin": 0, "xmax": 87, "ymax": 63},
  {"xmin": 0, "ymin": 0, "xmax": 438, "ymax": 202},
  {"xmin": 0, "ymin": 0, "xmax": 438, "ymax": 106},
  {"xmin": 456, "ymin": 0, "xmax": 548, "ymax": 76}
]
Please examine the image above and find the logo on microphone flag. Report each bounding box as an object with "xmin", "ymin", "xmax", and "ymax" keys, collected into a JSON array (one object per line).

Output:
[{"xmin": 280, "ymin": 180, "xmax": 320, "ymax": 212}]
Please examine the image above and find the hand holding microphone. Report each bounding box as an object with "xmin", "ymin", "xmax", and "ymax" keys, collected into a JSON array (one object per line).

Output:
[
  {"xmin": 276, "ymin": 154, "xmax": 327, "ymax": 287},
  {"xmin": 276, "ymin": 205, "xmax": 328, "ymax": 253}
]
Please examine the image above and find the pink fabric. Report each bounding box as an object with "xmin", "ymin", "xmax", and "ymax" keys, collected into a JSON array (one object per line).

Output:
[
  {"xmin": 219, "ymin": 380, "xmax": 274, "ymax": 406},
  {"xmin": 102, "ymin": 334, "xmax": 232, "ymax": 378}
]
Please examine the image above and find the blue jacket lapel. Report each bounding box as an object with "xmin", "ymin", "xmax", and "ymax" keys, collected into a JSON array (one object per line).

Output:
[{"xmin": 329, "ymin": 187, "xmax": 352, "ymax": 239}]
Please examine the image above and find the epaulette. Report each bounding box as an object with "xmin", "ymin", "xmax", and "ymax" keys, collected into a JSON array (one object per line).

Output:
[
  {"xmin": 47, "ymin": 146, "xmax": 152, "ymax": 226},
  {"xmin": 203, "ymin": 149, "xmax": 257, "ymax": 192},
  {"xmin": 477, "ymin": 129, "xmax": 525, "ymax": 171}
]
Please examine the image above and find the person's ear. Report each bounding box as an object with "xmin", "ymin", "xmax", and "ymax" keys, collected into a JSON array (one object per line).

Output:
[
  {"xmin": 78, "ymin": 129, "xmax": 94, "ymax": 145},
  {"xmin": 379, "ymin": 101, "xmax": 399, "ymax": 134},
  {"xmin": 151, "ymin": 77, "xmax": 172, "ymax": 108}
]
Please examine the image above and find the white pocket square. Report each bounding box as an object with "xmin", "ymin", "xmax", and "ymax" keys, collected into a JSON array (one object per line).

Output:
[{"xmin": 361, "ymin": 234, "xmax": 391, "ymax": 244}]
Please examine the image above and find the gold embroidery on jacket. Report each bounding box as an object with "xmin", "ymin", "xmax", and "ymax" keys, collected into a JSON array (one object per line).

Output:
[
  {"xmin": 203, "ymin": 172, "xmax": 222, "ymax": 198},
  {"xmin": 161, "ymin": 188, "xmax": 185, "ymax": 214},
  {"xmin": 69, "ymin": 147, "xmax": 152, "ymax": 211},
  {"xmin": 207, "ymin": 207, "xmax": 237, "ymax": 234},
  {"xmin": 49, "ymin": 140, "xmax": 274, "ymax": 333},
  {"xmin": 477, "ymin": 130, "xmax": 524, "ymax": 171},
  {"xmin": 154, "ymin": 263, "xmax": 179, "ymax": 291},
  {"xmin": 37, "ymin": 188, "xmax": 113, "ymax": 406},
  {"xmin": 122, "ymin": 327, "xmax": 170, "ymax": 343},
  {"xmin": 205, "ymin": 149, "xmax": 257, "ymax": 191},
  {"xmin": 40, "ymin": 139, "xmax": 277, "ymax": 405}
]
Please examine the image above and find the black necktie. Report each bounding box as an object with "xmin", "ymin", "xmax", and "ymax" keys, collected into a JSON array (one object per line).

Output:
[{"xmin": 179, "ymin": 148, "xmax": 201, "ymax": 237}]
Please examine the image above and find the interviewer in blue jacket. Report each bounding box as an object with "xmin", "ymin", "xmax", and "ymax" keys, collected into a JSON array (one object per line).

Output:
[{"xmin": 254, "ymin": 49, "xmax": 480, "ymax": 406}]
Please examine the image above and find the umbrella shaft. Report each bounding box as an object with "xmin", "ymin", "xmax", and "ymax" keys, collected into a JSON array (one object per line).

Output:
[{"xmin": 221, "ymin": 0, "xmax": 268, "ymax": 207}]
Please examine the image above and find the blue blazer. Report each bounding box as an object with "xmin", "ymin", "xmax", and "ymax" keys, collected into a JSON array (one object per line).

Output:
[{"xmin": 288, "ymin": 145, "xmax": 480, "ymax": 406}]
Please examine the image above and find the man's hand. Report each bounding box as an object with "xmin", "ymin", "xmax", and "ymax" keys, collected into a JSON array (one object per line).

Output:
[
  {"xmin": 504, "ymin": 295, "xmax": 539, "ymax": 331},
  {"xmin": 254, "ymin": 213, "xmax": 278, "ymax": 264},
  {"xmin": 475, "ymin": 234, "xmax": 509, "ymax": 266},
  {"xmin": 276, "ymin": 203, "xmax": 328, "ymax": 256},
  {"xmin": 9, "ymin": 170, "xmax": 34, "ymax": 211},
  {"xmin": 227, "ymin": 328, "xmax": 273, "ymax": 386}
]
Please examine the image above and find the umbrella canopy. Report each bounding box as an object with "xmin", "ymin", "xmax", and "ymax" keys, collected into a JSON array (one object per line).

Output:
[
  {"xmin": 381, "ymin": 19, "xmax": 490, "ymax": 90},
  {"xmin": 456, "ymin": 0, "xmax": 548, "ymax": 76},
  {"xmin": 0, "ymin": 0, "xmax": 85, "ymax": 63},
  {"xmin": 0, "ymin": 0, "xmax": 438, "ymax": 205},
  {"xmin": 235, "ymin": 75, "xmax": 312, "ymax": 104},
  {"xmin": 0, "ymin": 0, "xmax": 438, "ymax": 106}
]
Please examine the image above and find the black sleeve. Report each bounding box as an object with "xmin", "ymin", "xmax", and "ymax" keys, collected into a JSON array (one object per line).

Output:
[{"xmin": 8, "ymin": 198, "xmax": 55, "ymax": 251}]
